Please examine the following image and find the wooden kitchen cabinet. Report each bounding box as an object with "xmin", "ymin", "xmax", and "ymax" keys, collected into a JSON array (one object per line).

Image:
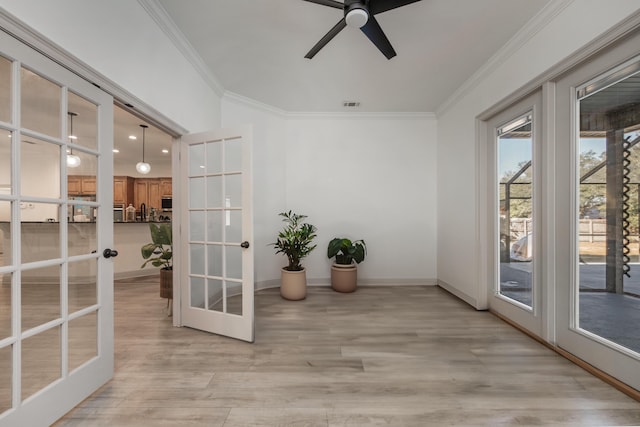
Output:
[
  {"xmin": 134, "ymin": 180, "xmax": 149, "ymax": 209},
  {"xmin": 148, "ymin": 180, "xmax": 161, "ymax": 210},
  {"xmin": 68, "ymin": 176, "xmax": 81, "ymax": 195},
  {"xmin": 68, "ymin": 175, "xmax": 96, "ymax": 196},
  {"xmin": 113, "ymin": 176, "xmax": 134, "ymax": 206},
  {"xmin": 160, "ymin": 179, "xmax": 172, "ymax": 197},
  {"xmin": 81, "ymin": 177, "xmax": 96, "ymax": 194},
  {"xmin": 131, "ymin": 177, "xmax": 173, "ymax": 210}
]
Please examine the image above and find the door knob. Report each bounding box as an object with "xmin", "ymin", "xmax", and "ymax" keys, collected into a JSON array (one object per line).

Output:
[
  {"xmin": 240, "ymin": 241, "xmax": 250, "ymax": 249},
  {"xmin": 103, "ymin": 248, "xmax": 119, "ymax": 258}
]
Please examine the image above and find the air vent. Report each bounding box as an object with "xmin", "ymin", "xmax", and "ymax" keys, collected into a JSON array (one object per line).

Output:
[{"xmin": 343, "ymin": 101, "xmax": 361, "ymax": 108}]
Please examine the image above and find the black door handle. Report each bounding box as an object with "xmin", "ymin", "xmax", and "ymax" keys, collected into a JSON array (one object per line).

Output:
[
  {"xmin": 103, "ymin": 248, "xmax": 119, "ymax": 258},
  {"xmin": 240, "ymin": 241, "xmax": 250, "ymax": 249}
]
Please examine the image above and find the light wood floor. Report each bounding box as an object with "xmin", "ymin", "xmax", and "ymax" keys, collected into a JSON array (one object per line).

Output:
[{"xmin": 55, "ymin": 278, "xmax": 640, "ymax": 426}]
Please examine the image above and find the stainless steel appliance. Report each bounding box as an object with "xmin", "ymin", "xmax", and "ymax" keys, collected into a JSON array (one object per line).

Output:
[
  {"xmin": 113, "ymin": 204, "xmax": 124, "ymax": 222},
  {"xmin": 161, "ymin": 197, "xmax": 172, "ymax": 211}
]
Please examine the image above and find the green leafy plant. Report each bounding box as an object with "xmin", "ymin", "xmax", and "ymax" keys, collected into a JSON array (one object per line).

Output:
[
  {"xmin": 271, "ymin": 210, "xmax": 317, "ymax": 271},
  {"xmin": 141, "ymin": 223, "xmax": 173, "ymax": 270},
  {"xmin": 327, "ymin": 238, "xmax": 367, "ymax": 265}
]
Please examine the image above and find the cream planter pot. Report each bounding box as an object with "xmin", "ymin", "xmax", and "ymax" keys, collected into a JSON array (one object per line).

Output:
[
  {"xmin": 280, "ymin": 268, "xmax": 307, "ymax": 300},
  {"xmin": 331, "ymin": 263, "xmax": 357, "ymax": 293}
]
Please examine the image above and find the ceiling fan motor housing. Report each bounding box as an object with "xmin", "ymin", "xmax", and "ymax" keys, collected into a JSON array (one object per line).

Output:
[{"xmin": 345, "ymin": 5, "xmax": 369, "ymax": 28}]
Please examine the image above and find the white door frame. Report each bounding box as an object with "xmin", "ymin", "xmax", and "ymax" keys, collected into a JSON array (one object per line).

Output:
[{"xmin": 479, "ymin": 90, "xmax": 545, "ymax": 338}]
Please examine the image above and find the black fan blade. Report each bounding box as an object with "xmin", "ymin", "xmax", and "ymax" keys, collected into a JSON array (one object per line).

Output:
[
  {"xmin": 360, "ymin": 15, "xmax": 396, "ymax": 59},
  {"xmin": 369, "ymin": 0, "xmax": 422, "ymax": 15},
  {"xmin": 302, "ymin": 0, "xmax": 344, "ymax": 9},
  {"xmin": 305, "ymin": 18, "xmax": 347, "ymax": 59}
]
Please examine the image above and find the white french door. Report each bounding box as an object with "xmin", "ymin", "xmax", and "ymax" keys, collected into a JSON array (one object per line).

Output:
[
  {"xmin": 555, "ymin": 31, "xmax": 640, "ymax": 391},
  {"xmin": 485, "ymin": 91, "xmax": 544, "ymax": 336},
  {"xmin": 0, "ymin": 29, "xmax": 114, "ymax": 426},
  {"xmin": 179, "ymin": 127, "xmax": 254, "ymax": 342}
]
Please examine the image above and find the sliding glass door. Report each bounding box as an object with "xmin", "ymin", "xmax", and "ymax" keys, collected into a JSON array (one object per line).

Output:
[{"xmin": 555, "ymin": 35, "xmax": 640, "ymax": 391}]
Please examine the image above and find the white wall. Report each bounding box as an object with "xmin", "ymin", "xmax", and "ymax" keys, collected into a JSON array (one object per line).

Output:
[
  {"xmin": 285, "ymin": 114, "xmax": 437, "ymax": 283},
  {"xmin": 221, "ymin": 96, "xmax": 288, "ymax": 286},
  {"xmin": 0, "ymin": 0, "xmax": 221, "ymax": 132},
  {"xmin": 223, "ymin": 97, "xmax": 437, "ymax": 285},
  {"xmin": 437, "ymin": 1, "xmax": 640, "ymax": 307}
]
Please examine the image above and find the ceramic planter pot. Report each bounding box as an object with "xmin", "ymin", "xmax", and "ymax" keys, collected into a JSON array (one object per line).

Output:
[
  {"xmin": 331, "ymin": 263, "xmax": 357, "ymax": 293},
  {"xmin": 160, "ymin": 268, "xmax": 173, "ymax": 299},
  {"xmin": 280, "ymin": 268, "xmax": 307, "ymax": 300}
]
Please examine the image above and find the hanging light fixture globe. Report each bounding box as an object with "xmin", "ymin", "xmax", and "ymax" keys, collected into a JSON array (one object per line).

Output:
[
  {"xmin": 136, "ymin": 161, "xmax": 151, "ymax": 174},
  {"xmin": 136, "ymin": 124, "xmax": 151, "ymax": 174},
  {"xmin": 67, "ymin": 112, "xmax": 81, "ymax": 168},
  {"xmin": 67, "ymin": 153, "xmax": 81, "ymax": 168}
]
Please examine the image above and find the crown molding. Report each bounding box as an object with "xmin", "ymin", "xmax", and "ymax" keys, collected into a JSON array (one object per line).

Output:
[
  {"xmin": 223, "ymin": 91, "xmax": 289, "ymax": 118},
  {"xmin": 137, "ymin": 0, "xmax": 225, "ymax": 98},
  {"xmin": 436, "ymin": 0, "xmax": 574, "ymax": 117}
]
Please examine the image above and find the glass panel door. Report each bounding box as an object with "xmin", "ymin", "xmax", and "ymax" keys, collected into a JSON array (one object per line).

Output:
[
  {"xmin": 575, "ymin": 63, "xmax": 640, "ymax": 354},
  {"xmin": 486, "ymin": 90, "xmax": 543, "ymax": 336},
  {"xmin": 180, "ymin": 127, "xmax": 254, "ymax": 342},
  {"xmin": 0, "ymin": 29, "xmax": 113, "ymax": 426},
  {"xmin": 555, "ymin": 38, "xmax": 640, "ymax": 391}
]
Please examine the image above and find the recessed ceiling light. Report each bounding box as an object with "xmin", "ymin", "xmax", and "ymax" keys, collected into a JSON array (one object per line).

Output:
[
  {"xmin": 129, "ymin": 135, "xmax": 137, "ymax": 140},
  {"xmin": 113, "ymin": 149, "xmax": 120, "ymax": 153},
  {"xmin": 162, "ymin": 149, "xmax": 169, "ymax": 154}
]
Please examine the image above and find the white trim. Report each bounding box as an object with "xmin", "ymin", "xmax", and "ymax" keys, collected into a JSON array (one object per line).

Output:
[
  {"xmin": 437, "ymin": 280, "xmax": 479, "ymax": 309},
  {"xmin": 255, "ymin": 278, "xmax": 437, "ymax": 291},
  {"xmin": 475, "ymin": 117, "xmax": 489, "ymax": 310},
  {"xmin": 137, "ymin": 0, "xmax": 225, "ymax": 99},
  {"xmin": 224, "ymin": 91, "xmax": 288, "ymax": 118},
  {"xmin": 437, "ymin": 0, "xmax": 574, "ymax": 116},
  {"xmin": 541, "ymin": 81, "xmax": 557, "ymax": 344}
]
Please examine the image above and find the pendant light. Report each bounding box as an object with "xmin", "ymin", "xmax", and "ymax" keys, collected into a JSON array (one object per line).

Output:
[
  {"xmin": 66, "ymin": 112, "xmax": 81, "ymax": 168},
  {"xmin": 136, "ymin": 124, "xmax": 151, "ymax": 174}
]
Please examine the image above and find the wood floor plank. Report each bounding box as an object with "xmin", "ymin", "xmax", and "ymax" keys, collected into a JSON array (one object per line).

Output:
[{"xmin": 53, "ymin": 281, "xmax": 640, "ymax": 426}]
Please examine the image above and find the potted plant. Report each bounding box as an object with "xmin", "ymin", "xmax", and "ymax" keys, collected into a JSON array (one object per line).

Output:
[
  {"xmin": 327, "ymin": 237, "xmax": 366, "ymax": 293},
  {"xmin": 141, "ymin": 223, "xmax": 173, "ymax": 301},
  {"xmin": 271, "ymin": 210, "xmax": 317, "ymax": 300}
]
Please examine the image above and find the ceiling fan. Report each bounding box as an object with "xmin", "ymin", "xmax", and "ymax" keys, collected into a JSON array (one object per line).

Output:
[{"xmin": 303, "ymin": 0, "xmax": 422, "ymax": 60}]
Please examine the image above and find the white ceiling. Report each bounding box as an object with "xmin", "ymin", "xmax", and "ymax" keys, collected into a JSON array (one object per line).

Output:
[{"xmin": 154, "ymin": 0, "xmax": 552, "ymax": 113}]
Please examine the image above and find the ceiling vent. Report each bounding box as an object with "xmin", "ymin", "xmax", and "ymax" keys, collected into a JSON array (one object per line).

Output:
[{"xmin": 343, "ymin": 101, "xmax": 361, "ymax": 107}]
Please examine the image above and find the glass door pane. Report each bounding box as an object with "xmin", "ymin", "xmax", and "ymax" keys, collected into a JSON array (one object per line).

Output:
[
  {"xmin": 497, "ymin": 113, "xmax": 534, "ymax": 308},
  {"xmin": 576, "ymin": 66, "xmax": 640, "ymax": 355},
  {"xmin": 188, "ymin": 138, "xmax": 245, "ymax": 316}
]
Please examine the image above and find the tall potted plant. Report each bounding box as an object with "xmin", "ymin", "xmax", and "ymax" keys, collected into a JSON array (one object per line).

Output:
[
  {"xmin": 271, "ymin": 210, "xmax": 317, "ymax": 300},
  {"xmin": 141, "ymin": 223, "xmax": 173, "ymax": 300},
  {"xmin": 327, "ymin": 237, "xmax": 366, "ymax": 293}
]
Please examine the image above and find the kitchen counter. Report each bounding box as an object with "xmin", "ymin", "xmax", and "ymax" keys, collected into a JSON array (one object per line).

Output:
[{"xmin": 0, "ymin": 221, "xmax": 171, "ymax": 281}]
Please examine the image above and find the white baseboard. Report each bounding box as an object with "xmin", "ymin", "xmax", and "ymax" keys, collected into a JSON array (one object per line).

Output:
[
  {"xmin": 115, "ymin": 269, "xmax": 161, "ymax": 280},
  {"xmin": 256, "ymin": 277, "xmax": 437, "ymax": 290},
  {"xmin": 437, "ymin": 279, "xmax": 480, "ymax": 309}
]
